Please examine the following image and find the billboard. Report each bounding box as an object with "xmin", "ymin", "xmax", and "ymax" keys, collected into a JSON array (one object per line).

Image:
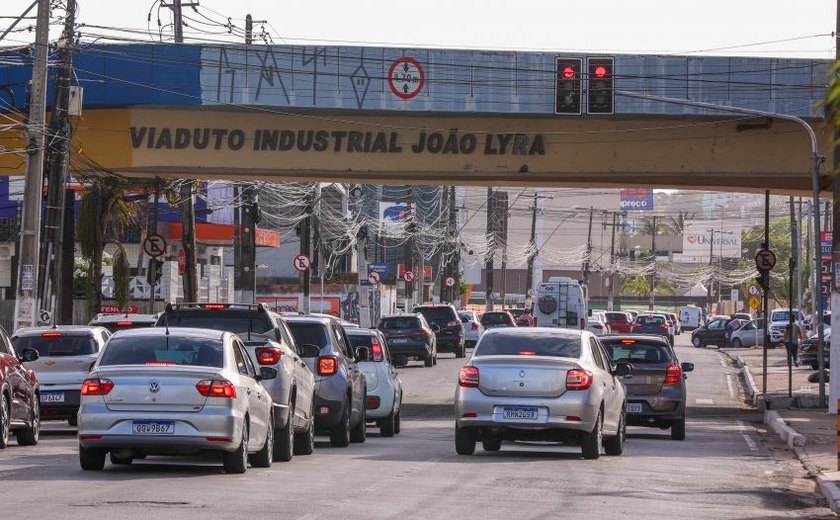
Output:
[
  {"xmin": 682, "ymin": 221, "xmax": 742, "ymax": 258},
  {"xmin": 619, "ymin": 188, "xmax": 653, "ymax": 211},
  {"xmin": 379, "ymin": 202, "xmax": 409, "ymax": 224}
]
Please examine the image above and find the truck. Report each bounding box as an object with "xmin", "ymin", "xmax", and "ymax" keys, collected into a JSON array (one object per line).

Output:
[
  {"xmin": 533, "ymin": 277, "xmax": 588, "ymax": 330},
  {"xmin": 678, "ymin": 305, "xmax": 703, "ymax": 331}
]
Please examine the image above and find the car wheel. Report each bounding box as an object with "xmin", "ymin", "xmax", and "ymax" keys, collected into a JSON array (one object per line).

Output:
[
  {"xmin": 581, "ymin": 412, "xmax": 603, "ymax": 460},
  {"xmin": 433, "ymin": 354, "xmax": 438, "ymax": 366},
  {"xmin": 380, "ymin": 404, "xmax": 396, "ymax": 438},
  {"xmin": 274, "ymin": 404, "xmax": 295, "ymax": 462},
  {"xmin": 329, "ymin": 397, "xmax": 351, "ymax": 448},
  {"xmin": 68, "ymin": 416, "xmax": 78, "ymax": 427},
  {"xmin": 671, "ymin": 413, "xmax": 686, "ymax": 441},
  {"xmin": 16, "ymin": 397, "xmax": 40, "ymax": 446},
  {"xmin": 350, "ymin": 399, "xmax": 367, "ymax": 443},
  {"xmin": 604, "ymin": 411, "xmax": 625, "ymax": 456},
  {"xmin": 482, "ymin": 439, "xmax": 502, "ymax": 452},
  {"xmin": 692, "ymin": 337, "xmax": 703, "ymax": 348},
  {"xmin": 223, "ymin": 422, "xmax": 249, "ymax": 474},
  {"xmin": 424, "ymin": 353, "xmax": 434, "ymax": 367},
  {"xmin": 109, "ymin": 453, "xmax": 133, "ymax": 465},
  {"xmin": 251, "ymin": 411, "xmax": 274, "ymax": 468},
  {"xmin": 456, "ymin": 345, "xmax": 466, "ymax": 359},
  {"xmin": 0, "ymin": 393, "xmax": 9, "ymax": 449},
  {"xmin": 79, "ymin": 445, "xmax": 106, "ymax": 471},
  {"xmin": 294, "ymin": 404, "xmax": 315, "ymax": 455},
  {"xmin": 455, "ymin": 427, "xmax": 475, "ymax": 455},
  {"xmin": 394, "ymin": 410, "xmax": 401, "ymax": 434},
  {"xmin": 732, "ymin": 338, "xmax": 743, "ymax": 349}
]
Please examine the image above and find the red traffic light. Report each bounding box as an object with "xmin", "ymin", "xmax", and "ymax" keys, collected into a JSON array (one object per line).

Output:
[
  {"xmin": 594, "ymin": 65, "xmax": 607, "ymax": 78},
  {"xmin": 563, "ymin": 66, "xmax": 576, "ymax": 79}
]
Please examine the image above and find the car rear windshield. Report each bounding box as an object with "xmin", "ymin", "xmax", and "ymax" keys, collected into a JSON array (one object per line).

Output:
[
  {"xmin": 99, "ymin": 336, "xmax": 224, "ymax": 367},
  {"xmin": 601, "ymin": 340, "xmax": 672, "ymax": 364},
  {"xmin": 635, "ymin": 315, "xmax": 666, "ymax": 325},
  {"xmin": 481, "ymin": 313, "xmax": 512, "ymax": 325},
  {"xmin": 476, "ymin": 332, "xmax": 581, "ymax": 358},
  {"xmin": 379, "ymin": 317, "xmax": 421, "ymax": 330},
  {"xmin": 13, "ymin": 335, "xmax": 97, "ymax": 356},
  {"xmin": 347, "ymin": 333, "xmax": 372, "ymax": 348},
  {"xmin": 95, "ymin": 322, "xmax": 155, "ymax": 334},
  {"xmin": 161, "ymin": 312, "xmax": 276, "ymax": 340},
  {"xmin": 605, "ymin": 312, "xmax": 627, "ymax": 321},
  {"xmin": 287, "ymin": 322, "xmax": 330, "ymax": 349},
  {"xmin": 414, "ymin": 307, "xmax": 455, "ymax": 324}
]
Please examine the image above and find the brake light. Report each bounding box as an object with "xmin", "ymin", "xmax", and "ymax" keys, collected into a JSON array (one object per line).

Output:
[
  {"xmin": 369, "ymin": 338, "xmax": 385, "ymax": 362},
  {"xmin": 318, "ymin": 356, "xmax": 338, "ymax": 376},
  {"xmin": 41, "ymin": 332, "xmax": 63, "ymax": 337},
  {"xmin": 196, "ymin": 379, "xmax": 237, "ymax": 398},
  {"xmin": 116, "ymin": 321, "xmax": 134, "ymax": 327},
  {"xmin": 81, "ymin": 378, "xmax": 114, "ymax": 396},
  {"xmin": 202, "ymin": 304, "xmax": 228, "ymax": 310},
  {"xmin": 366, "ymin": 396, "xmax": 380, "ymax": 409},
  {"xmin": 471, "ymin": 323, "xmax": 479, "ymax": 331},
  {"xmin": 664, "ymin": 364, "xmax": 682, "ymax": 384},
  {"xmin": 447, "ymin": 320, "xmax": 459, "ymax": 327},
  {"xmin": 145, "ymin": 361, "xmax": 175, "ymax": 366},
  {"xmin": 413, "ymin": 329, "xmax": 427, "ymax": 335},
  {"xmin": 620, "ymin": 339, "xmax": 638, "ymax": 345},
  {"xmin": 458, "ymin": 366, "xmax": 479, "ymax": 387},
  {"xmin": 659, "ymin": 323, "xmax": 669, "ymax": 330},
  {"xmin": 255, "ymin": 347, "xmax": 283, "ymax": 365},
  {"xmin": 565, "ymin": 369, "xmax": 593, "ymax": 391},
  {"xmin": 519, "ymin": 351, "xmax": 536, "ymax": 356}
]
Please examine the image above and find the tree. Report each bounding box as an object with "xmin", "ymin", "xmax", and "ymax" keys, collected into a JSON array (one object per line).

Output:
[
  {"xmin": 620, "ymin": 273, "xmax": 675, "ymax": 298},
  {"xmin": 664, "ymin": 210, "xmax": 694, "ymax": 236}
]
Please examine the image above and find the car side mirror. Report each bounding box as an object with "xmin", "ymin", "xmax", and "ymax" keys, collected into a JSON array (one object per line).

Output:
[
  {"xmin": 299, "ymin": 344, "xmax": 321, "ymax": 358},
  {"xmin": 681, "ymin": 362, "xmax": 694, "ymax": 373},
  {"xmin": 614, "ymin": 362, "xmax": 632, "ymax": 377},
  {"xmin": 20, "ymin": 348, "xmax": 39, "ymax": 363},
  {"xmin": 355, "ymin": 346, "xmax": 370, "ymax": 362},
  {"xmin": 259, "ymin": 367, "xmax": 277, "ymax": 380}
]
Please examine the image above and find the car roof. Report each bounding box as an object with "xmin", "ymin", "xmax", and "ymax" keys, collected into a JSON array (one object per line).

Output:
[
  {"xmin": 110, "ymin": 327, "xmax": 226, "ymax": 340},
  {"xmin": 14, "ymin": 325, "xmax": 108, "ymax": 337},
  {"xmin": 600, "ymin": 334, "xmax": 671, "ymax": 344},
  {"xmin": 381, "ymin": 313, "xmax": 421, "ymax": 319},
  {"xmin": 284, "ymin": 315, "xmax": 335, "ymax": 326},
  {"xmin": 345, "ymin": 327, "xmax": 377, "ymax": 335},
  {"xmin": 483, "ymin": 326, "xmax": 584, "ymax": 338}
]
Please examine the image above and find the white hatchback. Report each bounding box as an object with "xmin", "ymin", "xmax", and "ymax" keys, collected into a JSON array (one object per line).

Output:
[{"xmin": 345, "ymin": 328, "xmax": 403, "ymax": 437}]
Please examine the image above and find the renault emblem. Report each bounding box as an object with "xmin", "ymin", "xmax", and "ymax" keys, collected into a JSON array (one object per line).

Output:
[{"xmin": 148, "ymin": 380, "xmax": 160, "ymax": 394}]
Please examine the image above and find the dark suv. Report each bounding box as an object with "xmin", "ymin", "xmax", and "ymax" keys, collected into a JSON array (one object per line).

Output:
[
  {"xmin": 377, "ymin": 314, "xmax": 437, "ymax": 367},
  {"xmin": 413, "ymin": 304, "xmax": 466, "ymax": 358},
  {"xmin": 285, "ymin": 315, "xmax": 368, "ymax": 447},
  {"xmin": 0, "ymin": 326, "xmax": 41, "ymax": 448}
]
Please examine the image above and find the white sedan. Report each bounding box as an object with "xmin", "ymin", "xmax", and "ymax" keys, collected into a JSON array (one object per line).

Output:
[{"xmin": 345, "ymin": 327, "xmax": 403, "ymax": 437}]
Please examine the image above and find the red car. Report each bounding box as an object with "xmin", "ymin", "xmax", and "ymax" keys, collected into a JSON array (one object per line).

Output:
[
  {"xmin": 0, "ymin": 327, "xmax": 41, "ymax": 448},
  {"xmin": 604, "ymin": 311, "xmax": 632, "ymax": 334}
]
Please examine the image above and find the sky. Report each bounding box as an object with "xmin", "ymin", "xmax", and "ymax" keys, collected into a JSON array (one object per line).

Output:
[{"xmin": 1, "ymin": 0, "xmax": 837, "ymax": 59}]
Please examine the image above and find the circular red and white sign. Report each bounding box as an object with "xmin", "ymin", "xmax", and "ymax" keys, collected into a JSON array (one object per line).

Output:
[
  {"xmin": 368, "ymin": 271, "xmax": 381, "ymax": 285},
  {"xmin": 143, "ymin": 234, "xmax": 167, "ymax": 258},
  {"xmin": 388, "ymin": 57, "xmax": 425, "ymax": 100},
  {"xmin": 293, "ymin": 254, "xmax": 312, "ymax": 272},
  {"xmin": 444, "ymin": 276, "xmax": 456, "ymax": 288},
  {"xmin": 403, "ymin": 270, "xmax": 416, "ymax": 282}
]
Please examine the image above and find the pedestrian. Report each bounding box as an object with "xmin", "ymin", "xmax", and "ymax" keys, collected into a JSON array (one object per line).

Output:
[
  {"xmin": 783, "ymin": 323, "xmax": 803, "ymax": 367},
  {"xmin": 517, "ymin": 308, "xmax": 535, "ymax": 327},
  {"xmin": 724, "ymin": 316, "xmax": 740, "ymax": 347}
]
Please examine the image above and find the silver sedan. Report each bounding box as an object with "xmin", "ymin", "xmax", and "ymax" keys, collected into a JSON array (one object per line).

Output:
[
  {"xmin": 78, "ymin": 327, "xmax": 273, "ymax": 473},
  {"xmin": 454, "ymin": 327, "xmax": 631, "ymax": 459}
]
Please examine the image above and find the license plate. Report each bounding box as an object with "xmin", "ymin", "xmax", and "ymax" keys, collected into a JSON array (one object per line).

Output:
[
  {"xmin": 390, "ymin": 338, "xmax": 409, "ymax": 344},
  {"xmin": 502, "ymin": 407, "xmax": 539, "ymax": 420},
  {"xmin": 626, "ymin": 403, "xmax": 643, "ymax": 413},
  {"xmin": 132, "ymin": 421, "xmax": 175, "ymax": 435},
  {"xmin": 40, "ymin": 391, "xmax": 64, "ymax": 403}
]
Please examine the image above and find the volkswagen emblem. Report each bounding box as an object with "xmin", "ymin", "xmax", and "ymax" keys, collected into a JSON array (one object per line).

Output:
[
  {"xmin": 148, "ymin": 380, "xmax": 160, "ymax": 394},
  {"xmin": 519, "ymin": 370, "xmax": 526, "ymax": 378}
]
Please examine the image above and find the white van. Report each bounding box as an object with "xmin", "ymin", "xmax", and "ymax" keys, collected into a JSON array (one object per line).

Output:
[
  {"xmin": 679, "ymin": 306, "xmax": 702, "ymax": 331},
  {"xmin": 533, "ymin": 277, "xmax": 588, "ymax": 330}
]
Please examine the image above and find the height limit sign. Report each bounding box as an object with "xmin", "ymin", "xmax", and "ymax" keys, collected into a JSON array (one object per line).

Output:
[{"xmin": 388, "ymin": 57, "xmax": 425, "ymax": 100}]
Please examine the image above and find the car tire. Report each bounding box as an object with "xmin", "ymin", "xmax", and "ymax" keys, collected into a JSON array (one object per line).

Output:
[
  {"xmin": 456, "ymin": 345, "xmax": 466, "ymax": 359},
  {"xmin": 109, "ymin": 453, "xmax": 133, "ymax": 465},
  {"xmin": 294, "ymin": 404, "xmax": 315, "ymax": 455},
  {"xmin": 455, "ymin": 427, "xmax": 475, "ymax": 455},
  {"xmin": 380, "ymin": 407, "xmax": 396, "ymax": 437},
  {"xmin": 68, "ymin": 416, "xmax": 78, "ymax": 427},
  {"xmin": 692, "ymin": 337, "xmax": 703, "ymax": 348},
  {"xmin": 329, "ymin": 397, "xmax": 351, "ymax": 448},
  {"xmin": 16, "ymin": 398, "xmax": 40, "ymax": 446},
  {"xmin": 251, "ymin": 412, "xmax": 274, "ymax": 468},
  {"xmin": 274, "ymin": 404, "xmax": 295, "ymax": 462},
  {"xmin": 223, "ymin": 423, "xmax": 249, "ymax": 474},
  {"xmin": 350, "ymin": 400, "xmax": 367, "ymax": 443},
  {"xmin": 433, "ymin": 353, "xmax": 438, "ymax": 366},
  {"xmin": 394, "ymin": 410, "xmax": 401, "ymax": 434},
  {"xmin": 482, "ymin": 439, "xmax": 502, "ymax": 452},
  {"xmin": 671, "ymin": 413, "xmax": 686, "ymax": 441},
  {"xmin": 0, "ymin": 392, "xmax": 9, "ymax": 449},
  {"xmin": 424, "ymin": 353, "xmax": 434, "ymax": 367},
  {"xmin": 581, "ymin": 412, "xmax": 603, "ymax": 460},
  {"xmin": 79, "ymin": 445, "xmax": 106, "ymax": 471},
  {"xmin": 732, "ymin": 338, "xmax": 743, "ymax": 349},
  {"xmin": 604, "ymin": 412, "xmax": 625, "ymax": 456}
]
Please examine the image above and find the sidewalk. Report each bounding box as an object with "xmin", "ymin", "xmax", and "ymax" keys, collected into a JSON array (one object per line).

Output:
[{"xmin": 720, "ymin": 345, "xmax": 839, "ymax": 511}]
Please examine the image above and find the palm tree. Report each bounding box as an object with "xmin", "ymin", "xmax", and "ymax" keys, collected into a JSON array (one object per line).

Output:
[{"xmin": 665, "ymin": 210, "xmax": 694, "ymax": 236}]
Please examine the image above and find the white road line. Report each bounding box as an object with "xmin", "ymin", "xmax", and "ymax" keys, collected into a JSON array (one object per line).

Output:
[
  {"xmin": 737, "ymin": 420, "xmax": 759, "ymax": 451},
  {"xmin": 725, "ymin": 374, "xmax": 735, "ymax": 400},
  {"xmin": 719, "ymin": 356, "xmax": 727, "ymax": 368},
  {"xmin": 695, "ymin": 398, "xmax": 714, "ymax": 405}
]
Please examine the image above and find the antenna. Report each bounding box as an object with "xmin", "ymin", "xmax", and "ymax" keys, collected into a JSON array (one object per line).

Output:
[{"xmin": 164, "ymin": 312, "xmax": 170, "ymax": 348}]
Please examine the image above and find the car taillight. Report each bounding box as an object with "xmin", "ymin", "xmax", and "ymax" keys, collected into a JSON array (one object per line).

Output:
[
  {"xmin": 659, "ymin": 323, "xmax": 669, "ymax": 330},
  {"xmin": 196, "ymin": 379, "xmax": 237, "ymax": 398},
  {"xmin": 202, "ymin": 304, "xmax": 228, "ymax": 310},
  {"xmin": 255, "ymin": 347, "xmax": 283, "ymax": 365},
  {"xmin": 42, "ymin": 331, "xmax": 64, "ymax": 337},
  {"xmin": 664, "ymin": 365, "xmax": 682, "ymax": 384},
  {"xmin": 471, "ymin": 323, "xmax": 479, "ymax": 331},
  {"xmin": 318, "ymin": 356, "xmax": 338, "ymax": 376},
  {"xmin": 81, "ymin": 378, "xmax": 114, "ymax": 395},
  {"xmin": 458, "ymin": 366, "xmax": 479, "ymax": 387},
  {"xmin": 631, "ymin": 323, "xmax": 641, "ymax": 330},
  {"xmin": 565, "ymin": 369, "xmax": 593, "ymax": 391},
  {"xmin": 447, "ymin": 320, "xmax": 459, "ymax": 327},
  {"xmin": 369, "ymin": 339, "xmax": 385, "ymax": 362},
  {"xmin": 116, "ymin": 321, "xmax": 134, "ymax": 327}
]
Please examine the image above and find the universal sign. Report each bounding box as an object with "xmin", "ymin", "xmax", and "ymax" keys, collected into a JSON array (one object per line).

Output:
[
  {"xmin": 619, "ymin": 188, "xmax": 653, "ymax": 211},
  {"xmin": 682, "ymin": 221, "xmax": 743, "ymax": 258}
]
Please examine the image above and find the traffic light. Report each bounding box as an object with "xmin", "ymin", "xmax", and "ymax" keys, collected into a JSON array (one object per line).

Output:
[
  {"xmin": 587, "ymin": 57, "xmax": 614, "ymax": 114},
  {"xmin": 555, "ymin": 58, "xmax": 582, "ymax": 115}
]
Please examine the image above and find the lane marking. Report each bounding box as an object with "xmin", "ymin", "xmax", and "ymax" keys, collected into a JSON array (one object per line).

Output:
[
  {"xmin": 725, "ymin": 374, "xmax": 735, "ymax": 400},
  {"xmin": 737, "ymin": 420, "xmax": 759, "ymax": 451},
  {"xmin": 719, "ymin": 356, "xmax": 727, "ymax": 368},
  {"xmin": 695, "ymin": 398, "xmax": 714, "ymax": 405}
]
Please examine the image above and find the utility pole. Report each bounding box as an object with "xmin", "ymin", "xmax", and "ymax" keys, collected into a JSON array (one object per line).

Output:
[
  {"xmin": 525, "ymin": 191, "xmax": 538, "ymax": 310},
  {"xmin": 788, "ymin": 194, "xmax": 796, "ymax": 397},
  {"xmin": 607, "ymin": 212, "xmax": 617, "ymax": 311},
  {"xmin": 241, "ymin": 193, "xmax": 258, "ymax": 303},
  {"xmin": 404, "ymin": 186, "xmax": 416, "ymax": 310},
  {"xmin": 796, "ymin": 197, "xmax": 803, "ymax": 312},
  {"xmin": 485, "ymin": 187, "xmax": 495, "ymax": 311},
  {"xmin": 12, "ymin": 0, "xmax": 50, "ymax": 332},
  {"xmin": 300, "ymin": 187, "xmax": 313, "ymax": 313},
  {"xmin": 648, "ymin": 215, "xmax": 657, "ymax": 311},
  {"xmin": 582, "ymin": 207, "xmax": 594, "ymax": 289},
  {"xmin": 706, "ymin": 228, "xmax": 715, "ymax": 313},
  {"xmin": 147, "ymin": 178, "xmax": 161, "ymax": 314}
]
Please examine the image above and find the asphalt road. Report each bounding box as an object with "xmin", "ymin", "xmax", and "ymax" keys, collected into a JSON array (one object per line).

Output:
[{"xmin": 0, "ymin": 334, "xmax": 833, "ymax": 520}]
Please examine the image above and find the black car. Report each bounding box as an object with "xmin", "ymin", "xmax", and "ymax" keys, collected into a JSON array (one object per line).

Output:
[
  {"xmin": 798, "ymin": 333, "xmax": 830, "ymax": 370},
  {"xmin": 413, "ymin": 304, "xmax": 466, "ymax": 358},
  {"xmin": 285, "ymin": 315, "xmax": 368, "ymax": 447},
  {"xmin": 480, "ymin": 311, "xmax": 516, "ymax": 329},
  {"xmin": 630, "ymin": 313, "xmax": 673, "ymax": 346},
  {"xmin": 690, "ymin": 317, "xmax": 728, "ymax": 348},
  {"xmin": 377, "ymin": 314, "xmax": 437, "ymax": 367}
]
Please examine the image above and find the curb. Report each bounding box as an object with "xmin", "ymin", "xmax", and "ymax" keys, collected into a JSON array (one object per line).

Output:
[
  {"xmin": 763, "ymin": 410, "xmax": 806, "ymax": 448},
  {"xmin": 735, "ymin": 356, "xmax": 761, "ymax": 409},
  {"xmin": 816, "ymin": 473, "xmax": 840, "ymax": 512}
]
